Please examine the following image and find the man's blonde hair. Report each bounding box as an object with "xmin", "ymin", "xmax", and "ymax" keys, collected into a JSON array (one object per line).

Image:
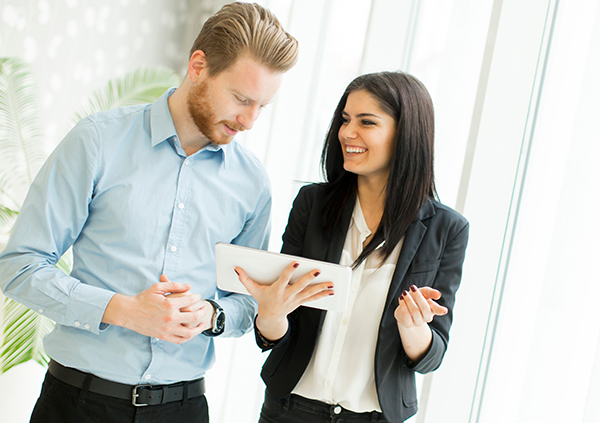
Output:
[{"xmin": 190, "ymin": 2, "xmax": 299, "ymax": 76}]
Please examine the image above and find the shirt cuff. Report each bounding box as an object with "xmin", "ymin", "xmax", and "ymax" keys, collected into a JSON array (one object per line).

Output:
[{"xmin": 65, "ymin": 283, "xmax": 116, "ymax": 335}]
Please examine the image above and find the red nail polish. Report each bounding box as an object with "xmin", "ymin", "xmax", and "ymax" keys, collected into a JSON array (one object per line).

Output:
[
  {"xmin": 314, "ymin": 271, "xmax": 320, "ymax": 277},
  {"xmin": 399, "ymin": 294, "xmax": 404, "ymax": 301},
  {"xmin": 293, "ymin": 262, "xmax": 300, "ymax": 268},
  {"xmin": 234, "ymin": 269, "xmax": 239, "ymax": 275},
  {"xmin": 329, "ymin": 292, "xmax": 334, "ymax": 296},
  {"xmin": 328, "ymin": 285, "xmax": 334, "ymax": 289},
  {"xmin": 403, "ymin": 290, "xmax": 409, "ymax": 296},
  {"xmin": 410, "ymin": 285, "xmax": 417, "ymax": 292}
]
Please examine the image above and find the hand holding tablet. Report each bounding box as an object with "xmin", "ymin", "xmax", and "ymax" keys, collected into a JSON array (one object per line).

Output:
[{"xmin": 215, "ymin": 243, "xmax": 352, "ymax": 312}]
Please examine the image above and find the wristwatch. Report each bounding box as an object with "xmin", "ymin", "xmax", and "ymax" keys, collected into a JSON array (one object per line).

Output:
[{"xmin": 204, "ymin": 299, "xmax": 225, "ymax": 336}]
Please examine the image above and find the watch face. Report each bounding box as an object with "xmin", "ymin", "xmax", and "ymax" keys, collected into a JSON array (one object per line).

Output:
[
  {"xmin": 214, "ymin": 311, "xmax": 225, "ymax": 333},
  {"xmin": 212, "ymin": 304, "xmax": 225, "ymax": 334}
]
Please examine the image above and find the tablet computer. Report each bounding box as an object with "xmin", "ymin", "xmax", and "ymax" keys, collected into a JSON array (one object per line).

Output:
[{"xmin": 215, "ymin": 243, "xmax": 352, "ymax": 312}]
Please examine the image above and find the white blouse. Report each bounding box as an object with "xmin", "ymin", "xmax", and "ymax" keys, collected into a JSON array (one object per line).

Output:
[{"xmin": 292, "ymin": 197, "xmax": 403, "ymax": 413}]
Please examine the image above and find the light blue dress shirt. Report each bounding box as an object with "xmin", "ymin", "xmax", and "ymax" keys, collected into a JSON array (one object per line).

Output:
[{"xmin": 0, "ymin": 88, "xmax": 270, "ymax": 384}]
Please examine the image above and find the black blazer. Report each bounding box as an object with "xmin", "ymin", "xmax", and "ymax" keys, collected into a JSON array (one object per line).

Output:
[{"xmin": 256, "ymin": 184, "xmax": 469, "ymax": 423}]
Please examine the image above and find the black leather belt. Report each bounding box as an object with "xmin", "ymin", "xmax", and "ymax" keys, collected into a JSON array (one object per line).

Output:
[{"xmin": 48, "ymin": 360, "xmax": 205, "ymax": 407}]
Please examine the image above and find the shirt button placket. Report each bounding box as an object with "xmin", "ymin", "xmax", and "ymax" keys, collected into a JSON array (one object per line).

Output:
[{"xmin": 162, "ymin": 158, "xmax": 188, "ymax": 293}]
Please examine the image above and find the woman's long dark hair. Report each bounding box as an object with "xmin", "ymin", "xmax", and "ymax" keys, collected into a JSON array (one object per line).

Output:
[{"xmin": 320, "ymin": 71, "xmax": 438, "ymax": 268}]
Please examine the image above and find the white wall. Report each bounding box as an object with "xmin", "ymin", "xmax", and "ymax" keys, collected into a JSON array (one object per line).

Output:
[{"xmin": 0, "ymin": 0, "xmax": 191, "ymax": 146}]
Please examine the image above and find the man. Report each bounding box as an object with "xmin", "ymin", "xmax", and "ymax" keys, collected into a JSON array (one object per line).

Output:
[{"xmin": 0, "ymin": 2, "xmax": 298, "ymax": 422}]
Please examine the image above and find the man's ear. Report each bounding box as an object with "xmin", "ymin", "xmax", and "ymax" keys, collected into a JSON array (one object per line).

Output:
[{"xmin": 188, "ymin": 50, "xmax": 208, "ymax": 83}]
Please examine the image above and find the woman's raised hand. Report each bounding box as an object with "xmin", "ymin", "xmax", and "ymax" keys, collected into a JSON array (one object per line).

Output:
[
  {"xmin": 394, "ymin": 285, "xmax": 448, "ymax": 329},
  {"xmin": 235, "ymin": 261, "xmax": 334, "ymax": 340},
  {"xmin": 393, "ymin": 285, "xmax": 448, "ymax": 361}
]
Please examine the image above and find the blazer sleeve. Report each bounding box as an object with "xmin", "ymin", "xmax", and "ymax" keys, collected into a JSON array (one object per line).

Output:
[
  {"xmin": 411, "ymin": 217, "xmax": 469, "ymax": 374},
  {"xmin": 375, "ymin": 205, "xmax": 469, "ymax": 422},
  {"xmin": 254, "ymin": 185, "xmax": 329, "ymax": 397},
  {"xmin": 253, "ymin": 185, "xmax": 313, "ymax": 351}
]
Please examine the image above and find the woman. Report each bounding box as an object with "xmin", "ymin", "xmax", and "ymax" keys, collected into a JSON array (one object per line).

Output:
[{"xmin": 236, "ymin": 71, "xmax": 469, "ymax": 423}]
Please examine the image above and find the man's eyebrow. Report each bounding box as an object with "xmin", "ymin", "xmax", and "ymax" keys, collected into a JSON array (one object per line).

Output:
[
  {"xmin": 232, "ymin": 90, "xmax": 274, "ymax": 107},
  {"xmin": 232, "ymin": 90, "xmax": 250, "ymax": 100}
]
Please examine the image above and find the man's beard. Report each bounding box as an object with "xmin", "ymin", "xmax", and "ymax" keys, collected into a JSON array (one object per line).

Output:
[{"xmin": 187, "ymin": 81, "xmax": 244, "ymax": 145}]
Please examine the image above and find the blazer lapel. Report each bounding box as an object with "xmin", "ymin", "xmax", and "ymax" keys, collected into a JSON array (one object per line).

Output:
[
  {"xmin": 383, "ymin": 200, "xmax": 435, "ymax": 313},
  {"xmin": 315, "ymin": 195, "xmax": 355, "ymax": 328}
]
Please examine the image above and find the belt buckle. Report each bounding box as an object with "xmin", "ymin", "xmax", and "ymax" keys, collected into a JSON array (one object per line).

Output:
[{"xmin": 132, "ymin": 384, "xmax": 152, "ymax": 407}]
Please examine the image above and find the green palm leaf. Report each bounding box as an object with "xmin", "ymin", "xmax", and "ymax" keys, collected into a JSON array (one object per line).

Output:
[
  {"xmin": 73, "ymin": 66, "xmax": 181, "ymax": 121},
  {"xmin": 0, "ymin": 297, "xmax": 54, "ymax": 372},
  {"xmin": 0, "ymin": 205, "xmax": 18, "ymax": 227},
  {"xmin": 0, "ymin": 174, "xmax": 19, "ymax": 230},
  {"xmin": 0, "ymin": 58, "xmax": 47, "ymax": 191}
]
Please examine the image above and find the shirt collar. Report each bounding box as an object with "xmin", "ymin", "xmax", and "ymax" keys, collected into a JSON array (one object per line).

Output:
[
  {"xmin": 352, "ymin": 197, "xmax": 370, "ymax": 237},
  {"xmin": 150, "ymin": 87, "xmax": 178, "ymax": 148},
  {"xmin": 149, "ymin": 87, "xmax": 228, "ymax": 161},
  {"xmin": 352, "ymin": 196, "xmax": 386, "ymax": 250}
]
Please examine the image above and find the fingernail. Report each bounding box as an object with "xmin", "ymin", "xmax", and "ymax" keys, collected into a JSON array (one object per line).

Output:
[
  {"xmin": 234, "ymin": 269, "xmax": 239, "ymax": 275},
  {"xmin": 410, "ymin": 285, "xmax": 417, "ymax": 292},
  {"xmin": 329, "ymin": 292, "xmax": 334, "ymax": 296},
  {"xmin": 399, "ymin": 294, "xmax": 404, "ymax": 301},
  {"xmin": 328, "ymin": 285, "xmax": 334, "ymax": 289},
  {"xmin": 293, "ymin": 262, "xmax": 300, "ymax": 268},
  {"xmin": 403, "ymin": 290, "xmax": 409, "ymax": 296},
  {"xmin": 314, "ymin": 271, "xmax": 320, "ymax": 277}
]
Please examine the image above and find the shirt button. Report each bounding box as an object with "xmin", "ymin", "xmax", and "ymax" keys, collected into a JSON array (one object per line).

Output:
[
  {"xmin": 178, "ymin": 203, "xmax": 184, "ymax": 209},
  {"xmin": 74, "ymin": 321, "xmax": 81, "ymax": 327},
  {"xmin": 184, "ymin": 160, "xmax": 190, "ymax": 165},
  {"xmin": 145, "ymin": 374, "xmax": 151, "ymax": 380},
  {"xmin": 171, "ymin": 246, "xmax": 177, "ymax": 252},
  {"xmin": 38, "ymin": 309, "xmax": 44, "ymax": 314},
  {"xmin": 333, "ymin": 405, "xmax": 342, "ymax": 414},
  {"xmin": 342, "ymin": 319, "xmax": 349, "ymax": 325},
  {"xmin": 83, "ymin": 324, "xmax": 90, "ymax": 330}
]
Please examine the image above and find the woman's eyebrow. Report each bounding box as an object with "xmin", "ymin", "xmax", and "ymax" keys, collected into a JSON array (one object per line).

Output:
[{"xmin": 342, "ymin": 110, "xmax": 382, "ymax": 118}]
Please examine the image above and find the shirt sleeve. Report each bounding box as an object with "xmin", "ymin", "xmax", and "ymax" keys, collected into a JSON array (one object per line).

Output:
[
  {"xmin": 215, "ymin": 173, "xmax": 272, "ymax": 338},
  {"xmin": 0, "ymin": 118, "xmax": 115, "ymax": 335}
]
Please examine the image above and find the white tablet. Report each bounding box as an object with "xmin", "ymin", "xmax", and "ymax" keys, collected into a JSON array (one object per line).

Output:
[{"xmin": 215, "ymin": 242, "xmax": 352, "ymax": 312}]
